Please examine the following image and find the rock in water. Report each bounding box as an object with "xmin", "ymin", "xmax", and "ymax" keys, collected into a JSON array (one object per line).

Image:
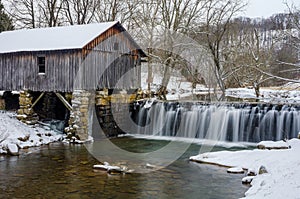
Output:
[
  {"xmin": 227, "ymin": 167, "xmax": 245, "ymax": 174},
  {"xmin": 146, "ymin": 163, "xmax": 157, "ymax": 169},
  {"xmin": 93, "ymin": 164, "xmax": 122, "ymax": 175},
  {"xmin": 247, "ymin": 168, "xmax": 257, "ymax": 176},
  {"xmin": 242, "ymin": 176, "xmax": 255, "ymax": 185},
  {"xmin": 7, "ymin": 144, "xmax": 19, "ymax": 156},
  {"xmin": 93, "ymin": 164, "xmax": 109, "ymax": 171},
  {"xmin": 258, "ymin": 166, "xmax": 268, "ymax": 175},
  {"xmin": 107, "ymin": 166, "xmax": 123, "ymax": 175}
]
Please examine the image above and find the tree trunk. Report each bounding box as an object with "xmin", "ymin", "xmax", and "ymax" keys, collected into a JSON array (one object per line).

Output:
[
  {"xmin": 157, "ymin": 64, "xmax": 171, "ymax": 100},
  {"xmin": 254, "ymin": 83, "xmax": 260, "ymax": 102}
]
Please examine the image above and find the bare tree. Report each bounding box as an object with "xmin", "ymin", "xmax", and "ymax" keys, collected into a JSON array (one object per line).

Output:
[
  {"xmin": 5, "ymin": 0, "xmax": 38, "ymax": 28},
  {"xmin": 94, "ymin": 0, "xmax": 138, "ymax": 28},
  {"xmin": 62, "ymin": 0, "xmax": 97, "ymax": 25},
  {"xmin": 5, "ymin": 0, "xmax": 65, "ymax": 28},
  {"xmin": 233, "ymin": 28, "xmax": 275, "ymax": 98},
  {"xmin": 196, "ymin": 0, "xmax": 247, "ymax": 100},
  {"xmin": 38, "ymin": 0, "xmax": 64, "ymax": 27},
  {"xmin": 142, "ymin": 0, "xmax": 207, "ymax": 99}
]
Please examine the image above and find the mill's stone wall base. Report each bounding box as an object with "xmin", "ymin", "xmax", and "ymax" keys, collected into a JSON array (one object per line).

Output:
[
  {"xmin": 66, "ymin": 89, "xmax": 142, "ymax": 140},
  {"xmin": 17, "ymin": 90, "xmax": 38, "ymax": 125},
  {"xmin": 95, "ymin": 89, "xmax": 139, "ymax": 137},
  {"xmin": 0, "ymin": 97, "xmax": 5, "ymax": 110},
  {"xmin": 65, "ymin": 90, "xmax": 94, "ymax": 141}
]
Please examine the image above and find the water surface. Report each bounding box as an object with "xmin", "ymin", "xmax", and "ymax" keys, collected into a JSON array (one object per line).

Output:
[{"xmin": 0, "ymin": 138, "xmax": 249, "ymax": 199}]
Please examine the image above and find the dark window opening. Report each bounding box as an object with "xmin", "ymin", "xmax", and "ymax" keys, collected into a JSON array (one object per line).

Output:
[
  {"xmin": 38, "ymin": 56, "xmax": 46, "ymax": 74},
  {"xmin": 114, "ymin": 42, "xmax": 119, "ymax": 51}
]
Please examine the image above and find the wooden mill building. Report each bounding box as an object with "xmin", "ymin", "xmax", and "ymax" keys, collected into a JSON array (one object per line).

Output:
[
  {"xmin": 0, "ymin": 21, "xmax": 146, "ymax": 140},
  {"xmin": 0, "ymin": 21, "xmax": 144, "ymax": 91}
]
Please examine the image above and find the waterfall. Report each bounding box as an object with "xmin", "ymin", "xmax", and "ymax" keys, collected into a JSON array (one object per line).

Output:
[{"xmin": 131, "ymin": 101, "xmax": 300, "ymax": 143}]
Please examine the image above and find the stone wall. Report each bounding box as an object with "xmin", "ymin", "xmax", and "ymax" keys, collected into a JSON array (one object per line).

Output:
[
  {"xmin": 64, "ymin": 89, "xmax": 141, "ymax": 141},
  {"xmin": 65, "ymin": 90, "xmax": 94, "ymax": 141},
  {"xmin": 17, "ymin": 91, "xmax": 38, "ymax": 125},
  {"xmin": 95, "ymin": 89, "xmax": 138, "ymax": 137},
  {"xmin": 0, "ymin": 98, "xmax": 4, "ymax": 110}
]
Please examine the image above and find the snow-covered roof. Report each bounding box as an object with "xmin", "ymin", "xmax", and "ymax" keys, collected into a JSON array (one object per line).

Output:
[{"xmin": 0, "ymin": 21, "xmax": 119, "ymax": 54}]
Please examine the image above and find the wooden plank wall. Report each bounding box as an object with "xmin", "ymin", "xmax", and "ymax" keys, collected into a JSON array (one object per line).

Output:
[
  {"xmin": 0, "ymin": 50, "xmax": 81, "ymax": 92},
  {"xmin": 78, "ymin": 27, "xmax": 141, "ymax": 90}
]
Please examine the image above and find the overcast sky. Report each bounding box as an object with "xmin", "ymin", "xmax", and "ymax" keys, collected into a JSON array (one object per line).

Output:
[{"xmin": 243, "ymin": 0, "xmax": 296, "ymax": 18}]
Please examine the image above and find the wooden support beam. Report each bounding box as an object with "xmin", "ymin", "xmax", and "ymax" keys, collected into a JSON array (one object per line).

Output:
[
  {"xmin": 55, "ymin": 93, "xmax": 73, "ymax": 111},
  {"xmin": 31, "ymin": 92, "xmax": 45, "ymax": 108}
]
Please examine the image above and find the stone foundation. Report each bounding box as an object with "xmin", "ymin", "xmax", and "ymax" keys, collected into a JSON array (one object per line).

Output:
[
  {"xmin": 0, "ymin": 98, "xmax": 5, "ymax": 110},
  {"xmin": 17, "ymin": 91, "xmax": 38, "ymax": 125},
  {"xmin": 65, "ymin": 90, "xmax": 94, "ymax": 141},
  {"xmin": 95, "ymin": 89, "xmax": 138, "ymax": 137},
  {"xmin": 65, "ymin": 89, "xmax": 142, "ymax": 141}
]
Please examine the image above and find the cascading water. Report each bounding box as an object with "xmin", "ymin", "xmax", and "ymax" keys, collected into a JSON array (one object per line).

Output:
[{"xmin": 131, "ymin": 101, "xmax": 300, "ymax": 143}]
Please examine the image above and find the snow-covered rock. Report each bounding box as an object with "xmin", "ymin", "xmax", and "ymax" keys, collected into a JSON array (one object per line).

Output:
[
  {"xmin": 7, "ymin": 143, "xmax": 19, "ymax": 156},
  {"xmin": 93, "ymin": 164, "xmax": 123, "ymax": 175},
  {"xmin": 93, "ymin": 164, "xmax": 121, "ymax": 171},
  {"xmin": 257, "ymin": 140, "xmax": 290, "ymax": 150},
  {"xmin": 246, "ymin": 168, "xmax": 256, "ymax": 176},
  {"xmin": 242, "ymin": 176, "xmax": 255, "ymax": 185},
  {"xmin": 227, "ymin": 167, "xmax": 244, "ymax": 174}
]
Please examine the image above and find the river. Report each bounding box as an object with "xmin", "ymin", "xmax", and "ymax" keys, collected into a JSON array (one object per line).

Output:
[{"xmin": 0, "ymin": 137, "xmax": 249, "ymax": 199}]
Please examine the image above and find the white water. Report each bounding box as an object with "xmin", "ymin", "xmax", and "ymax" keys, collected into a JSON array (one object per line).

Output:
[{"xmin": 133, "ymin": 102, "xmax": 300, "ymax": 142}]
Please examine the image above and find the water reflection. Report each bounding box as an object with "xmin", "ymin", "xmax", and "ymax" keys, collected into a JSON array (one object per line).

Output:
[{"xmin": 0, "ymin": 139, "xmax": 248, "ymax": 199}]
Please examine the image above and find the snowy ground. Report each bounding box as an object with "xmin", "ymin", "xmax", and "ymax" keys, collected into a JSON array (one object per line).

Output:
[
  {"xmin": 141, "ymin": 70, "xmax": 300, "ymax": 103},
  {"xmin": 226, "ymin": 87, "xmax": 300, "ymax": 103},
  {"xmin": 0, "ymin": 111, "xmax": 63, "ymax": 155},
  {"xmin": 141, "ymin": 71, "xmax": 209, "ymax": 101},
  {"xmin": 190, "ymin": 139, "xmax": 300, "ymax": 199}
]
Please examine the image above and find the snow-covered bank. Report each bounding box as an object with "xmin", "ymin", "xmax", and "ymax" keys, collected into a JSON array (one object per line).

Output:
[
  {"xmin": 226, "ymin": 88, "xmax": 300, "ymax": 103},
  {"xmin": 141, "ymin": 69, "xmax": 300, "ymax": 102},
  {"xmin": 0, "ymin": 111, "xmax": 63, "ymax": 155},
  {"xmin": 190, "ymin": 139, "xmax": 300, "ymax": 199}
]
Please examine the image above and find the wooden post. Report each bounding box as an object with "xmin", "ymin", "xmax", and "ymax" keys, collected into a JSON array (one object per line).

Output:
[
  {"xmin": 55, "ymin": 93, "xmax": 73, "ymax": 111},
  {"xmin": 31, "ymin": 92, "xmax": 45, "ymax": 108}
]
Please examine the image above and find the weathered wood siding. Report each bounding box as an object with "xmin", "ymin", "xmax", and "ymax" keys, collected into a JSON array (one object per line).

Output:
[
  {"xmin": 76, "ymin": 26, "xmax": 141, "ymax": 90},
  {"xmin": 0, "ymin": 50, "xmax": 81, "ymax": 92},
  {"xmin": 0, "ymin": 24, "xmax": 142, "ymax": 92}
]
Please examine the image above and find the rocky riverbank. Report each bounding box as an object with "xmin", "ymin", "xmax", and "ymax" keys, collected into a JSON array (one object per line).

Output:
[{"xmin": 0, "ymin": 111, "xmax": 63, "ymax": 155}]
